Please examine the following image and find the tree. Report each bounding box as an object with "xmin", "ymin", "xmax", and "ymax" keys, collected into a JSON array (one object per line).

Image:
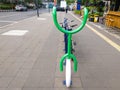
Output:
[
  {"xmin": 66, "ymin": 0, "xmax": 75, "ymax": 5},
  {"xmin": 24, "ymin": 0, "xmax": 34, "ymax": 3},
  {"xmin": 0, "ymin": 0, "xmax": 9, "ymax": 4}
]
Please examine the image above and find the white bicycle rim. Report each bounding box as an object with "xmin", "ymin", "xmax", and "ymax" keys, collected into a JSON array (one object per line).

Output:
[{"xmin": 66, "ymin": 59, "xmax": 71, "ymax": 87}]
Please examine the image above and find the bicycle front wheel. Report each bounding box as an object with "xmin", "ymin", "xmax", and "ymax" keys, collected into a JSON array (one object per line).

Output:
[{"xmin": 66, "ymin": 59, "xmax": 71, "ymax": 87}]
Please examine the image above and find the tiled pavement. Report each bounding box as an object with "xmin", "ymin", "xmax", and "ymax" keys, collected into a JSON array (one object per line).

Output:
[{"xmin": 0, "ymin": 11, "xmax": 120, "ymax": 90}]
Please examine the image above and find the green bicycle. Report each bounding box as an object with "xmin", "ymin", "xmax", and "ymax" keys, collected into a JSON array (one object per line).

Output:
[{"xmin": 52, "ymin": 7, "xmax": 88, "ymax": 87}]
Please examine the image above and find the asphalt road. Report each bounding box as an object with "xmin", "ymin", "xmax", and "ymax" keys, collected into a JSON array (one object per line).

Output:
[{"xmin": 0, "ymin": 9, "xmax": 49, "ymax": 28}]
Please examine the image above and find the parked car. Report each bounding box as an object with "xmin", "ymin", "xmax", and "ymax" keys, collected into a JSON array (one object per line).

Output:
[
  {"xmin": 15, "ymin": 5, "xmax": 27, "ymax": 11},
  {"xmin": 56, "ymin": 5, "xmax": 65, "ymax": 11}
]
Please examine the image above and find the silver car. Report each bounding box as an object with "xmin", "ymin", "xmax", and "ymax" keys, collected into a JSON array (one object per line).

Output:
[{"xmin": 15, "ymin": 5, "xmax": 27, "ymax": 11}]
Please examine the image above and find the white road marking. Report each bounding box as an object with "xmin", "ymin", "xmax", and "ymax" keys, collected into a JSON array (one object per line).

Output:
[
  {"xmin": 37, "ymin": 18, "xmax": 46, "ymax": 20},
  {"xmin": 1, "ymin": 30, "xmax": 28, "ymax": 36}
]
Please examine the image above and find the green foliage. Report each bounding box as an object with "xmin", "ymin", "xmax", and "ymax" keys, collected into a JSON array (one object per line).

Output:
[
  {"xmin": 24, "ymin": 0, "xmax": 34, "ymax": 3},
  {"xmin": 74, "ymin": 10, "xmax": 81, "ymax": 14},
  {"xmin": 0, "ymin": 0, "xmax": 11, "ymax": 4},
  {"xmin": 94, "ymin": 11, "xmax": 100, "ymax": 15},
  {"xmin": 86, "ymin": 6, "xmax": 93, "ymax": 12},
  {"xmin": 87, "ymin": 5, "xmax": 104, "ymax": 17},
  {"xmin": 82, "ymin": 0, "xmax": 104, "ymax": 17},
  {"xmin": 0, "ymin": 4, "xmax": 14, "ymax": 9},
  {"xmin": 66, "ymin": 0, "xmax": 74, "ymax": 5},
  {"xmin": 99, "ymin": 12, "xmax": 103, "ymax": 16},
  {"xmin": 38, "ymin": 0, "xmax": 42, "ymax": 5}
]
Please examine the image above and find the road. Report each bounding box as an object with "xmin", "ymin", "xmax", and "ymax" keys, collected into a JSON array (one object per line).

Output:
[
  {"xmin": 0, "ymin": 9, "xmax": 49, "ymax": 28},
  {"xmin": 0, "ymin": 10, "xmax": 120, "ymax": 90}
]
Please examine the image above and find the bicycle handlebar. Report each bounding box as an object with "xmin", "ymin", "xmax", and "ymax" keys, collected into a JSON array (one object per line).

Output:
[{"xmin": 52, "ymin": 6, "xmax": 88, "ymax": 34}]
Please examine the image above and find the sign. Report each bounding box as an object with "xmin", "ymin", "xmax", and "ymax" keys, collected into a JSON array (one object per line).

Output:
[
  {"xmin": 60, "ymin": 1, "xmax": 67, "ymax": 8},
  {"xmin": 77, "ymin": 3, "xmax": 81, "ymax": 10},
  {"xmin": 77, "ymin": 0, "xmax": 81, "ymax": 10}
]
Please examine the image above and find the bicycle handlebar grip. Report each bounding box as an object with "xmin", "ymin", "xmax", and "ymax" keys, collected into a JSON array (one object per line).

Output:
[{"xmin": 52, "ymin": 6, "xmax": 88, "ymax": 34}]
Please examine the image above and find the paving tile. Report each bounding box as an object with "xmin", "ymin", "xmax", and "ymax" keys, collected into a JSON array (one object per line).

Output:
[
  {"xmin": 0, "ymin": 57, "xmax": 8, "ymax": 64},
  {"xmin": 54, "ymin": 88, "xmax": 83, "ymax": 90},
  {"xmin": 22, "ymin": 88, "xmax": 53, "ymax": 90},
  {"xmin": 0, "ymin": 50, "xmax": 13, "ymax": 56},
  {"xmin": 16, "ymin": 69, "xmax": 31, "ymax": 78},
  {"xmin": 0, "ymin": 68, "xmax": 6, "ymax": 77},
  {"xmin": 5, "ymin": 57, "xmax": 26, "ymax": 63},
  {"xmin": 2, "ymin": 63, "xmax": 22, "ymax": 77},
  {"xmin": 0, "ymin": 77, "xmax": 13, "ymax": 88},
  {"xmin": 55, "ymin": 68, "xmax": 65, "ymax": 78},
  {"xmin": 32, "ymin": 61, "xmax": 56, "ymax": 70},
  {"xmin": 79, "ymin": 63, "xmax": 120, "ymax": 88},
  {"xmin": 24, "ymin": 56, "xmax": 38, "ymax": 63},
  {"xmin": 54, "ymin": 78, "xmax": 82, "ymax": 88},
  {"xmin": 83, "ymin": 88, "xmax": 120, "ymax": 90},
  {"xmin": 71, "ymin": 78, "xmax": 82, "ymax": 88},
  {"xmin": 28, "ymin": 69, "xmax": 54, "ymax": 77},
  {"xmin": 0, "ymin": 61, "xmax": 12, "ymax": 69},
  {"xmin": 21, "ymin": 62, "xmax": 34, "ymax": 69},
  {"xmin": 0, "ymin": 88, "xmax": 6, "ymax": 90},
  {"xmin": 6, "ymin": 88, "xmax": 22, "ymax": 90},
  {"xmin": 24, "ymin": 76, "xmax": 54, "ymax": 88},
  {"xmin": 55, "ymin": 64, "xmax": 65, "ymax": 78},
  {"xmin": 8, "ymin": 77, "xmax": 27, "ymax": 88}
]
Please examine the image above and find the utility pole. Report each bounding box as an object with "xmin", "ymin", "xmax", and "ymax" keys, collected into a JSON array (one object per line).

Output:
[
  {"xmin": 48, "ymin": 0, "xmax": 50, "ymax": 13},
  {"xmin": 35, "ymin": 0, "xmax": 39, "ymax": 17}
]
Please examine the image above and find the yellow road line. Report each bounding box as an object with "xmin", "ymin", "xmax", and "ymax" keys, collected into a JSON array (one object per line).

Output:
[{"xmin": 69, "ymin": 12, "xmax": 120, "ymax": 52}]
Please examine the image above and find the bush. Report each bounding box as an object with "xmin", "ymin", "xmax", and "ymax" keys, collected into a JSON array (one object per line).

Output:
[
  {"xmin": 74, "ymin": 10, "xmax": 81, "ymax": 15},
  {"xmin": 99, "ymin": 12, "xmax": 104, "ymax": 16},
  {"xmin": 94, "ymin": 12, "xmax": 100, "ymax": 15},
  {"xmin": 0, "ymin": 4, "xmax": 14, "ymax": 9},
  {"xmin": 86, "ymin": 6, "xmax": 93, "ymax": 12}
]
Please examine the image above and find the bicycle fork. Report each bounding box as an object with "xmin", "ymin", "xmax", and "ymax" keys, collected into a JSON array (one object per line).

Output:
[{"xmin": 60, "ymin": 34, "xmax": 78, "ymax": 72}]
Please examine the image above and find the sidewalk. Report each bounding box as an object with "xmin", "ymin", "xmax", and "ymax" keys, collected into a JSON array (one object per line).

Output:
[{"xmin": 0, "ymin": 10, "xmax": 120, "ymax": 90}]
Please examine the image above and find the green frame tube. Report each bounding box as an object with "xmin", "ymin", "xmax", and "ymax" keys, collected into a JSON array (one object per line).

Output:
[{"xmin": 52, "ymin": 6, "xmax": 88, "ymax": 34}]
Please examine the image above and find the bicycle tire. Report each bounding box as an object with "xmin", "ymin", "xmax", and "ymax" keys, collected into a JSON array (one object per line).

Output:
[{"xmin": 66, "ymin": 59, "xmax": 71, "ymax": 87}]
